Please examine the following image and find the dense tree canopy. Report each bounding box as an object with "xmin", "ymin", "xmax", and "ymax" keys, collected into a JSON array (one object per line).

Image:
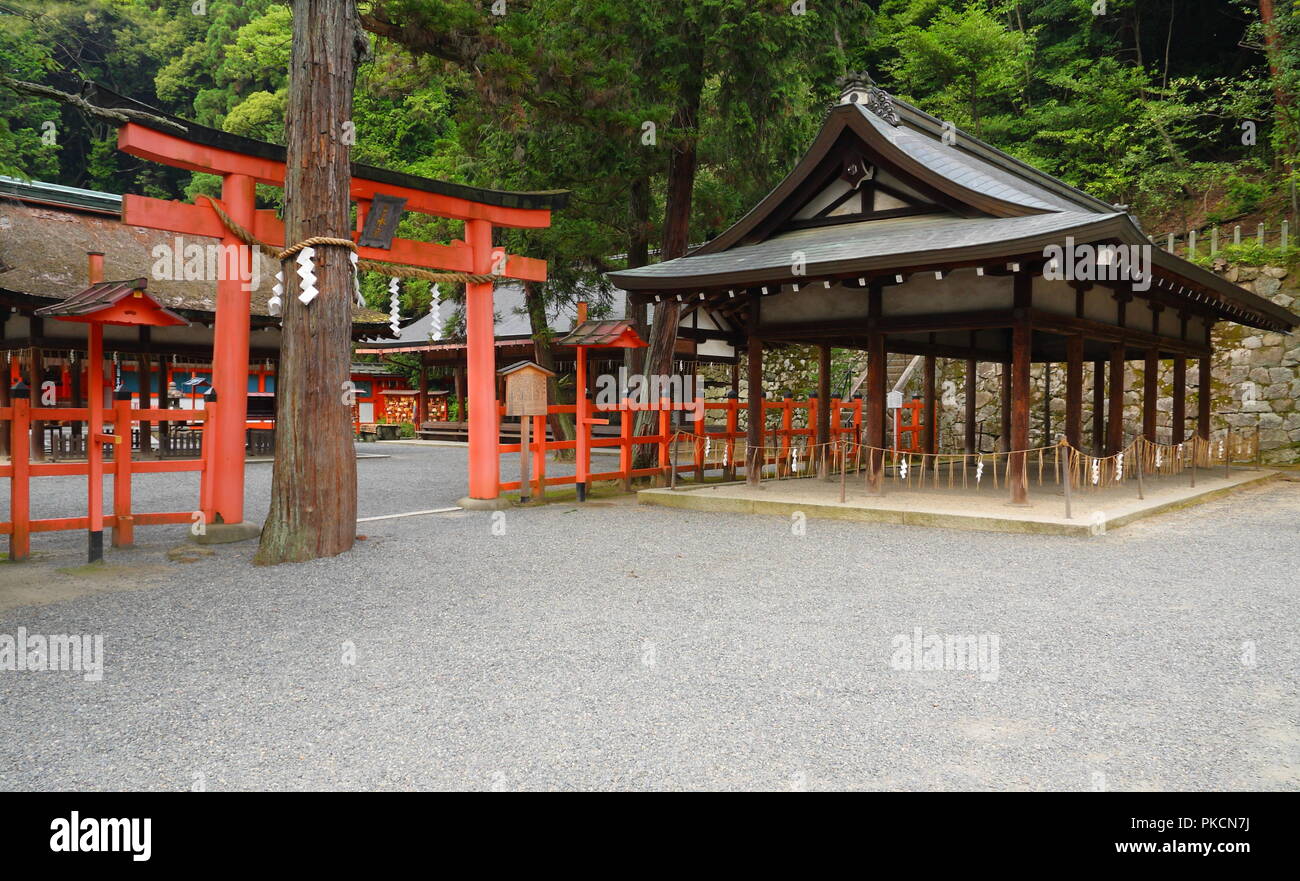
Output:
[{"xmin": 2, "ymin": 0, "xmax": 1297, "ymax": 300}]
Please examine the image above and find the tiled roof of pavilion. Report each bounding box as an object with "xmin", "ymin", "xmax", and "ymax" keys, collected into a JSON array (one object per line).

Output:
[{"xmin": 609, "ymin": 85, "xmax": 1298, "ymax": 333}]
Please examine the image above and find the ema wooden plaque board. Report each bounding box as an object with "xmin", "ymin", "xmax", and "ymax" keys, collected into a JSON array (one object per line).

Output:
[{"xmin": 502, "ymin": 364, "xmax": 551, "ymax": 416}]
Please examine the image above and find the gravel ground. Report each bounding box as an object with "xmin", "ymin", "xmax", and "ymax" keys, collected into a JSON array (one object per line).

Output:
[{"xmin": 0, "ymin": 444, "xmax": 1297, "ymax": 791}]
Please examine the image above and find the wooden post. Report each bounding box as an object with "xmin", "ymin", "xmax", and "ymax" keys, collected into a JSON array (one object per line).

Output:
[
  {"xmin": 87, "ymin": 324, "xmax": 105, "ymax": 563},
  {"xmin": 112, "ymin": 391, "xmax": 134, "ymax": 547},
  {"xmin": 138, "ymin": 329, "xmax": 153, "ymax": 454},
  {"xmin": 1008, "ymin": 273, "xmax": 1032, "ymax": 504},
  {"xmin": 0, "ymin": 358, "xmax": 9, "ymax": 459},
  {"xmin": 1041, "ymin": 363, "xmax": 1052, "ymax": 445},
  {"xmin": 1010, "ymin": 318, "xmax": 1032, "ymax": 505},
  {"xmin": 1091, "ymin": 358, "xmax": 1105, "ymax": 455},
  {"xmin": 453, "ymin": 363, "xmax": 466, "ymax": 424},
  {"xmin": 1065, "ymin": 335, "xmax": 1083, "ymax": 449},
  {"xmin": 416, "ymin": 353, "xmax": 429, "ymax": 426},
  {"xmin": 746, "ymin": 331, "xmax": 763, "ymax": 486},
  {"xmin": 28, "ymin": 344, "xmax": 44, "ymax": 462},
  {"xmin": 816, "ymin": 342, "xmax": 831, "ymax": 477},
  {"xmin": 256, "ymin": 0, "xmax": 364, "ymax": 562},
  {"xmin": 8, "ymin": 385, "xmax": 30, "ymax": 561},
  {"xmin": 998, "ymin": 361, "xmax": 1011, "ymax": 452},
  {"xmin": 866, "ymin": 343, "xmax": 885, "ymax": 490},
  {"xmin": 1061, "ymin": 441, "xmax": 1073, "ymax": 519},
  {"xmin": 922, "ymin": 353, "xmax": 936, "ymax": 455},
  {"xmin": 1197, "ymin": 349, "xmax": 1213, "ymax": 440},
  {"xmin": 963, "ymin": 355, "xmax": 976, "ymax": 454},
  {"xmin": 1171, "ymin": 354, "xmax": 1187, "ymax": 445},
  {"xmin": 518, "ymin": 415, "xmax": 531, "ymax": 503},
  {"xmin": 1142, "ymin": 347, "xmax": 1158, "ymax": 444},
  {"xmin": 620, "ymin": 396, "xmax": 633, "ymax": 492},
  {"xmin": 1107, "ymin": 342, "xmax": 1125, "ymax": 455},
  {"xmin": 724, "ymin": 393, "xmax": 738, "ymax": 482},
  {"xmin": 532, "ymin": 413, "xmax": 546, "ymax": 500}
]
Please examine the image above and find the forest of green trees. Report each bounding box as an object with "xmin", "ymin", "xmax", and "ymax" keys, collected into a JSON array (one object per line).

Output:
[{"xmin": 2, "ymin": 1, "xmax": 1297, "ymax": 325}]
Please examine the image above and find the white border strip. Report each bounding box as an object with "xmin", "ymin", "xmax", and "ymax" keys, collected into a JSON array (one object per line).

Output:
[{"xmin": 357, "ymin": 507, "xmax": 462, "ymax": 523}]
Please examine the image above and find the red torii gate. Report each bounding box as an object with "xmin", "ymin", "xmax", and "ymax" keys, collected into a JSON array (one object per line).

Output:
[{"xmin": 116, "ymin": 121, "xmax": 560, "ymax": 523}]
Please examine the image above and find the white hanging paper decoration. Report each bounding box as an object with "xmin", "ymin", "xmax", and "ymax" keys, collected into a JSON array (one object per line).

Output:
[
  {"xmin": 1091, "ymin": 458, "xmax": 1100, "ymax": 485},
  {"xmin": 388, "ymin": 277, "xmax": 401, "ymax": 335},
  {"xmin": 295, "ymin": 247, "xmax": 318, "ymax": 305},
  {"xmin": 1154, "ymin": 447, "xmax": 1162, "ymax": 469},
  {"xmin": 704, "ymin": 438, "xmax": 711, "ymax": 459},
  {"xmin": 269, "ymin": 270, "xmax": 283, "ymax": 316},
  {"xmin": 722, "ymin": 444, "xmax": 728, "ymax": 467},
  {"xmin": 351, "ymin": 251, "xmax": 364, "ymax": 307},
  {"xmin": 791, "ymin": 446, "xmax": 800, "ymax": 472},
  {"xmin": 899, "ymin": 457, "xmax": 909, "ymax": 480},
  {"xmin": 430, "ymin": 284, "xmax": 443, "ymax": 341},
  {"xmin": 1115, "ymin": 452, "xmax": 1124, "ymax": 481},
  {"xmin": 975, "ymin": 457, "xmax": 984, "ymax": 485}
]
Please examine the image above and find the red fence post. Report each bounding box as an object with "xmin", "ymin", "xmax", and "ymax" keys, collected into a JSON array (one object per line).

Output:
[
  {"xmin": 533, "ymin": 413, "xmax": 546, "ymax": 500},
  {"xmin": 9, "ymin": 386, "xmax": 31, "ymax": 561},
  {"xmin": 619, "ymin": 398, "xmax": 632, "ymax": 491},
  {"xmin": 112, "ymin": 391, "xmax": 134, "ymax": 547},
  {"xmin": 657, "ymin": 398, "xmax": 671, "ymax": 485}
]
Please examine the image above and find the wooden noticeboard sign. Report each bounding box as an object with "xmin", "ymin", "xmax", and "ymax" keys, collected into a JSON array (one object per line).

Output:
[
  {"xmin": 499, "ymin": 361, "xmax": 554, "ymax": 417},
  {"xmin": 497, "ymin": 361, "xmax": 557, "ymax": 503}
]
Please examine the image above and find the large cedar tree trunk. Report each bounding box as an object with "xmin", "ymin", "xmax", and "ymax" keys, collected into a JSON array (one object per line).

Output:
[
  {"xmin": 256, "ymin": 0, "xmax": 365, "ymax": 564},
  {"xmin": 632, "ymin": 76, "xmax": 703, "ymax": 469}
]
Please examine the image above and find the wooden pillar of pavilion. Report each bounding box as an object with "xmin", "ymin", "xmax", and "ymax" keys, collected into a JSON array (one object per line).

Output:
[
  {"xmin": 1171, "ymin": 354, "xmax": 1187, "ymax": 444},
  {"xmin": 1009, "ymin": 274, "xmax": 1032, "ymax": 504},
  {"xmin": 816, "ymin": 342, "xmax": 831, "ymax": 478},
  {"xmin": 1197, "ymin": 322, "xmax": 1214, "ymax": 439},
  {"xmin": 998, "ymin": 361, "xmax": 1011, "ymax": 452},
  {"xmin": 453, "ymin": 363, "xmax": 466, "ymax": 423},
  {"xmin": 138, "ymin": 327, "xmax": 153, "ymax": 455},
  {"xmin": 1142, "ymin": 347, "xmax": 1159, "ymax": 441},
  {"xmin": 746, "ymin": 337, "xmax": 764, "ymax": 487},
  {"xmin": 1065, "ymin": 335, "xmax": 1083, "ymax": 448},
  {"xmin": 963, "ymin": 351, "xmax": 976, "ymax": 455},
  {"xmin": 1107, "ymin": 343, "xmax": 1126, "ymax": 455},
  {"xmin": 922, "ymin": 353, "xmax": 936, "ymax": 455},
  {"xmin": 866, "ymin": 284, "xmax": 885, "ymax": 491},
  {"xmin": 28, "ymin": 339, "xmax": 45, "ymax": 462},
  {"xmin": 1091, "ymin": 358, "xmax": 1105, "ymax": 454},
  {"xmin": 416, "ymin": 353, "xmax": 429, "ymax": 426}
]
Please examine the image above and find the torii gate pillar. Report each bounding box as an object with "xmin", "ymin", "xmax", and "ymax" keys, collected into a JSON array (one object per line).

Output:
[
  {"xmin": 210, "ymin": 173, "xmax": 256, "ymax": 526},
  {"xmin": 461, "ymin": 219, "xmax": 506, "ymax": 507}
]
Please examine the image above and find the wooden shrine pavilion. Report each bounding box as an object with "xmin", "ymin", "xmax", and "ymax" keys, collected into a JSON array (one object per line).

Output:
[{"xmin": 608, "ymin": 74, "xmax": 1299, "ymax": 503}]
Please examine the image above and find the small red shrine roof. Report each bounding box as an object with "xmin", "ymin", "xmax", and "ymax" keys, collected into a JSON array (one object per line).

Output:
[
  {"xmin": 556, "ymin": 320, "xmax": 646, "ymax": 348},
  {"xmin": 34, "ymin": 277, "xmax": 189, "ymax": 327}
]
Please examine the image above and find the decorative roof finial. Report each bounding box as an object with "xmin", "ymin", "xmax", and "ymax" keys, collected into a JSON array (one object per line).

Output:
[{"xmin": 836, "ymin": 71, "xmax": 900, "ymax": 126}]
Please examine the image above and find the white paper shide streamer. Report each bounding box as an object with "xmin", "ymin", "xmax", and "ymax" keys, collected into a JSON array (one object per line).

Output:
[
  {"xmin": 430, "ymin": 283, "xmax": 443, "ymax": 341},
  {"xmin": 388, "ymin": 277, "xmax": 401, "ymax": 335},
  {"xmin": 269, "ymin": 270, "xmax": 283, "ymax": 316},
  {"xmin": 295, "ymin": 247, "xmax": 318, "ymax": 305},
  {"xmin": 351, "ymin": 251, "xmax": 364, "ymax": 307}
]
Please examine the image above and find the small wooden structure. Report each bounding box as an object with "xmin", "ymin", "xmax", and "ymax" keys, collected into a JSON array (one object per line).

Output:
[
  {"xmin": 498, "ymin": 360, "xmax": 556, "ymax": 502},
  {"xmin": 30, "ymin": 269, "xmax": 190, "ymax": 562},
  {"xmin": 557, "ymin": 304, "xmax": 647, "ymax": 500}
]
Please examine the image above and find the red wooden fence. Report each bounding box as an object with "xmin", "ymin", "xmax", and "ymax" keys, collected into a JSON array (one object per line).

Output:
[
  {"xmin": 1, "ymin": 394, "xmax": 211, "ymax": 561},
  {"xmin": 497, "ymin": 396, "xmax": 864, "ymax": 496}
]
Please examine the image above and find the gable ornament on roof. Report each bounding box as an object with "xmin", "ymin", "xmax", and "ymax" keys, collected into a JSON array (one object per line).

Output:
[{"xmin": 836, "ymin": 72, "xmax": 900, "ymax": 127}]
